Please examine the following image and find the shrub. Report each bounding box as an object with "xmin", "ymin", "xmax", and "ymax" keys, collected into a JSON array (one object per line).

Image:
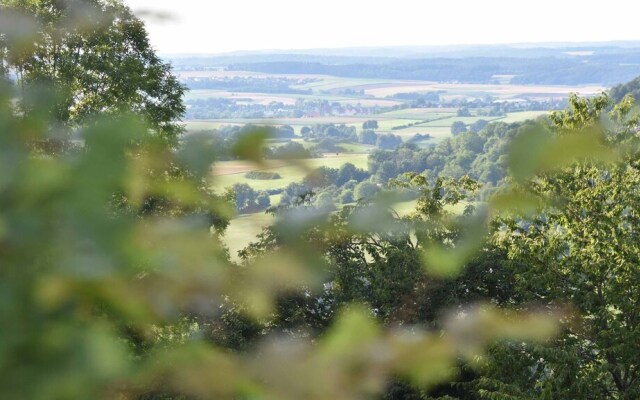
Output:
[{"xmin": 245, "ymin": 171, "xmax": 282, "ymax": 180}]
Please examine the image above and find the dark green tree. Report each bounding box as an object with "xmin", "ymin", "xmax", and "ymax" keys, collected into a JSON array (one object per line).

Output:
[
  {"xmin": 1, "ymin": 0, "xmax": 186, "ymax": 144},
  {"xmin": 451, "ymin": 121, "xmax": 467, "ymax": 136},
  {"xmin": 457, "ymin": 107, "xmax": 471, "ymax": 117},
  {"xmin": 359, "ymin": 129, "xmax": 378, "ymax": 145},
  {"xmin": 363, "ymin": 120, "xmax": 379, "ymax": 130},
  {"xmin": 477, "ymin": 93, "xmax": 640, "ymax": 399},
  {"xmin": 354, "ymin": 181, "xmax": 380, "ymax": 200},
  {"xmin": 376, "ymin": 133, "xmax": 402, "ymax": 150}
]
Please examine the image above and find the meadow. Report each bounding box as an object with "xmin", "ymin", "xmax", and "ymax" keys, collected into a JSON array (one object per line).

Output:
[
  {"xmin": 212, "ymin": 153, "xmax": 369, "ymax": 192},
  {"xmin": 224, "ymin": 212, "xmax": 275, "ymax": 258}
]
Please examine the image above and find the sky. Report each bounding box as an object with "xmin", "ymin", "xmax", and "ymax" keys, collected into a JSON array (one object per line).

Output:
[{"xmin": 126, "ymin": 0, "xmax": 640, "ymax": 54}]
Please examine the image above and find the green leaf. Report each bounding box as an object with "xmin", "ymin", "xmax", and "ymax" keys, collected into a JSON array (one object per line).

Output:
[{"xmin": 230, "ymin": 127, "xmax": 272, "ymax": 163}]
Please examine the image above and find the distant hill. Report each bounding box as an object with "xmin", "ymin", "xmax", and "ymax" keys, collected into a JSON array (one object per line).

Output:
[{"xmin": 165, "ymin": 42, "xmax": 640, "ymax": 86}]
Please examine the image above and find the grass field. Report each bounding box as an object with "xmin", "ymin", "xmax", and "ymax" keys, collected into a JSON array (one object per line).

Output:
[
  {"xmin": 495, "ymin": 111, "xmax": 549, "ymax": 123},
  {"xmin": 420, "ymin": 116, "xmax": 502, "ymax": 127},
  {"xmin": 223, "ymin": 212, "xmax": 275, "ymax": 259},
  {"xmin": 381, "ymin": 108, "xmax": 458, "ymax": 117},
  {"xmin": 212, "ymin": 154, "xmax": 369, "ymax": 192}
]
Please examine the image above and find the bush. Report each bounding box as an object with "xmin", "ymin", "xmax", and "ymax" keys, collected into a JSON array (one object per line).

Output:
[
  {"xmin": 312, "ymin": 138, "xmax": 346, "ymax": 153},
  {"xmin": 256, "ymin": 192, "xmax": 271, "ymax": 209},
  {"xmin": 270, "ymin": 141, "xmax": 312, "ymax": 159},
  {"xmin": 354, "ymin": 181, "xmax": 381, "ymax": 201},
  {"xmin": 358, "ymin": 130, "xmax": 378, "ymax": 145},
  {"xmin": 376, "ymin": 133, "xmax": 403, "ymax": 150},
  {"xmin": 245, "ymin": 171, "xmax": 282, "ymax": 180}
]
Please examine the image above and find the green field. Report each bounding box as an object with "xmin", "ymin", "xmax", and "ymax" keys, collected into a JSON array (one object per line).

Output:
[
  {"xmin": 419, "ymin": 116, "xmax": 502, "ymax": 127},
  {"xmin": 495, "ymin": 111, "xmax": 549, "ymax": 123},
  {"xmin": 212, "ymin": 154, "xmax": 369, "ymax": 192},
  {"xmin": 379, "ymin": 108, "xmax": 457, "ymax": 118},
  {"xmin": 187, "ymin": 110, "xmax": 549, "ymax": 145},
  {"xmin": 223, "ymin": 212, "xmax": 275, "ymax": 259}
]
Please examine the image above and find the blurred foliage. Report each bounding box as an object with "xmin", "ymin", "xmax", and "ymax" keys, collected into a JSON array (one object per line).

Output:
[{"xmin": 2, "ymin": 1, "xmax": 638, "ymax": 400}]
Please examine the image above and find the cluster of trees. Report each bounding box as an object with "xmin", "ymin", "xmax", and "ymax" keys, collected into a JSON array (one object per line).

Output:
[
  {"xmin": 300, "ymin": 123, "xmax": 358, "ymax": 141},
  {"xmin": 391, "ymin": 91, "xmax": 442, "ymax": 104},
  {"xmin": 182, "ymin": 76, "xmax": 315, "ymax": 94},
  {"xmin": 358, "ymin": 129, "xmax": 404, "ymax": 149},
  {"xmin": 362, "ymin": 120, "xmax": 379, "ymax": 130},
  {"xmin": 309, "ymin": 138, "xmax": 347, "ymax": 153},
  {"xmin": 375, "ymin": 133, "xmax": 404, "ymax": 149},
  {"xmin": 1, "ymin": 0, "xmax": 186, "ymax": 145},
  {"xmin": 457, "ymin": 106, "xmax": 472, "ymax": 117},
  {"xmin": 185, "ymin": 97, "xmax": 391, "ymax": 120},
  {"xmin": 407, "ymin": 133, "xmax": 433, "ymax": 143},
  {"xmin": 185, "ymin": 97, "xmax": 282, "ymax": 119},
  {"xmin": 610, "ymin": 75, "xmax": 640, "ymax": 103},
  {"xmin": 267, "ymin": 141, "xmax": 313, "ymax": 159},
  {"xmin": 276, "ymin": 163, "xmax": 373, "ymax": 209},
  {"xmin": 295, "ymin": 121, "xmax": 404, "ymax": 152},
  {"xmin": 228, "ymin": 183, "xmax": 271, "ymax": 213},
  {"xmin": 451, "ymin": 121, "xmax": 468, "ymax": 136},
  {"xmin": 368, "ymin": 121, "xmax": 529, "ymax": 191},
  {"xmin": 328, "ymin": 87, "xmax": 365, "ymax": 96}
]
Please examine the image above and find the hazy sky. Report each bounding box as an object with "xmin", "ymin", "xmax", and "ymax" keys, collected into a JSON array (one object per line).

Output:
[{"xmin": 126, "ymin": 0, "xmax": 640, "ymax": 54}]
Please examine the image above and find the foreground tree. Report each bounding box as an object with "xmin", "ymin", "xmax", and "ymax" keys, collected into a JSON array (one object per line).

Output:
[
  {"xmin": 0, "ymin": 0, "xmax": 186, "ymax": 144},
  {"xmin": 475, "ymin": 93, "xmax": 640, "ymax": 399}
]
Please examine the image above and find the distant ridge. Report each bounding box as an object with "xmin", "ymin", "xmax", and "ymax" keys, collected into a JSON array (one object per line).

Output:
[{"xmin": 162, "ymin": 41, "xmax": 640, "ymax": 59}]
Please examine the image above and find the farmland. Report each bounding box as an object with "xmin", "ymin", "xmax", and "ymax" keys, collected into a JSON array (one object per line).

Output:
[
  {"xmin": 212, "ymin": 153, "xmax": 369, "ymax": 192},
  {"xmin": 181, "ymin": 70, "xmax": 573, "ymax": 138},
  {"xmin": 187, "ymin": 69, "xmax": 603, "ymax": 256},
  {"xmin": 187, "ymin": 109, "xmax": 548, "ymax": 141}
]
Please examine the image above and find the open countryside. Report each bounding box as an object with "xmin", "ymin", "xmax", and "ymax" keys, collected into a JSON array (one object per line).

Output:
[
  {"xmin": 181, "ymin": 69, "xmax": 604, "ymax": 253},
  {"xmin": 5, "ymin": 0, "xmax": 640, "ymax": 398}
]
